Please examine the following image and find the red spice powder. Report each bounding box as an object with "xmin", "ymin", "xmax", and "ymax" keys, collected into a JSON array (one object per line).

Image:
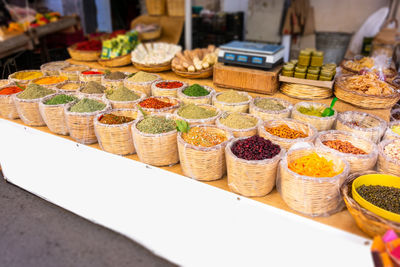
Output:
[
  {"xmin": 156, "ymin": 81, "xmax": 183, "ymax": 89},
  {"xmin": 82, "ymin": 71, "xmax": 104, "ymax": 75},
  {"xmin": 75, "ymin": 40, "xmax": 102, "ymax": 51},
  {"xmin": 0, "ymin": 86, "xmax": 24, "ymax": 95},
  {"xmin": 139, "ymin": 98, "xmax": 174, "ymax": 109}
]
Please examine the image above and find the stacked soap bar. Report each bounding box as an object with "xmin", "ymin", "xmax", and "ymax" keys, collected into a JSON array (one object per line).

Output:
[{"xmin": 371, "ymin": 229, "xmax": 400, "ymax": 267}]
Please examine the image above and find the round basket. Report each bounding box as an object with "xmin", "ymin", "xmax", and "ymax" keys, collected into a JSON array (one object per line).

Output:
[
  {"xmin": 101, "ymin": 72, "xmax": 131, "ymax": 90},
  {"xmin": 226, "ymin": 137, "xmax": 285, "ymax": 197},
  {"xmin": 138, "ymin": 96, "xmax": 181, "ymax": 115},
  {"xmin": 131, "ymin": 114, "xmax": 179, "ymax": 166},
  {"xmin": 291, "ymin": 102, "xmax": 337, "ymax": 131},
  {"xmin": 341, "ymin": 59, "xmax": 397, "ymax": 78},
  {"xmin": 79, "ymin": 69, "xmax": 104, "ymax": 83},
  {"xmin": 280, "ymin": 82, "xmax": 333, "ymax": 100},
  {"xmin": 177, "ymin": 125, "xmax": 233, "ymax": 181},
  {"xmin": 249, "ymin": 97, "xmax": 292, "ymax": 121},
  {"xmin": 315, "ymin": 130, "xmax": 378, "ymax": 173},
  {"xmin": 133, "ymin": 61, "xmax": 171, "ymax": 72},
  {"xmin": 340, "ymin": 170, "xmax": 400, "ymax": 237},
  {"xmin": 123, "ymin": 74, "xmax": 162, "ymax": 96},
  {"xmin": 104, "ymin": 90, "xmax": 146, "ymax": 109},
  {"xmin": 259, "ymin": 118, "xmax": 317, "ymax": 150},
  {"xmin": 94, "ymin": 109, "xmax": 140, "ymax": 155},
  {"xmin": 0, "ymin": 83, "xmax": 22, "ymax": 119},
  {"xmin": 383, "ymin": 121, "xmax": 400, "ymax": 141},
  {"xmin": 335, "ymin": 111, "xmax": 387, "ymax": 143},
  {"xmin": 78, "ymin": 84, "xmax": 106, "ymax": 98},
  {"xmin": 377, "ymin": 139, "xmax": 400, "ymax": 176},
  {"xmin": 216, "ymin": 112, "xmax": 261, "ymax": 138},
  {"xmin": 177, "ymin": 85, "xmax": 215, "ymax": 105},
  {"xmin": 67, "ymin": 44, "xmax": 101, "ymax": 62},
  {"xmin": 0, "ymin": 79, "xmax": 11, "ymax": 87},
  {"xmin": 174, "ymin": 104, "xmax": 221, "ymax": 126},
  {"xmin": 277, "ymin": 147, "xmax": 350, "ymax": 217},
  {"xmin": 59, "ymin": 65, "xmax": 90, "ymax": 81},
  {"xmin": 40, "ymin": 61, "xmax": 70, "ymax": 76},
  {"xmin": 65, "ymin": 97, "xmax": 111, "ymax": 144},
  {"xmin": 9, "ymin": 70, "xmax": 44, "ymax": 85},
  {"xmin": 212, "ymin": 91, "xmax": 252, "ymax": 113},
  {"xmin": 39, "ymin": 93, "xmax": 78, "ymax": 135},
  {"xmin": 151, "ymin": 80, "xmax": 188, "ymax": 97},
  {"xmin": 31, "ymin": 76, "xmax": 68, "ymax": 88},
  {"xmin": 140, "ymin": 26, "xmax": 162, "ymax": 41},
  {"xmin": 98, "ymin": 54, "xmax": 132, "ymax": 68},
  {"xmin": 172, "ymin": 66, "xmax": 213, "ymax": 79},
  {"xmin": 56, "ymin": 81, "xmax": 84, "ymax": 93}
]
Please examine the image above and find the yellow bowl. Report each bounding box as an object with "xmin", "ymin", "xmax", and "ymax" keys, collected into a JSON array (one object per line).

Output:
[{"xmin": 352, "ymin": 174, "xmax": 400, "ymax": 223}]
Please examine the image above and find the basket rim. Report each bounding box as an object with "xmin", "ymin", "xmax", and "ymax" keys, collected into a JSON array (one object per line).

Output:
[
  {"xmin": 68, "ymin": 43, "xmax": 102, "ymax": 54},
  {"xmin": 65, "ymin": 96, "xmax": 110, "ymax": 115},
  {"xmin": 104, "ymin": 89, "xmax": 146, "ymax": 103},
  {"xmin": 13, "ymin": 89, "xmax": 57, "ymax": 103},
  {"xmin": 8, "ymin": 69, "xmax": 44, "ymax": 81},
  {"xmin": 337, "ymin": 110, "xmax": 387, "ymax": 132},
  {"xmin": 216, "ymin": 112, "xmax": 261, "ymax": 132},
  {"xmin": 56, "ymin": 81, "xmax": 84, "ymax": 91},
  {"xmin": 172, "ymin": 65, "xmax": 213, "ymax": 75},
  {"xmin": 340, "ymin": 59, "xmax": 397, "ymax": 78},
  {"xmin": 98, "ymin": 53, "xmax": 131, "ymax": 63},
  {"xmin": 131, "ymin": 42, "xmax": 181, "ymax": 66},
  {"xmin": 260, "ymin": 118, "xmax": 318, "ymax": 143},
  {"xmin": 386, "ymin": 120, "xmax": 400, "ymax": 138},
  {"xmin": 152, "ymin": 80, "xmax": 188, "ymax": 91},
  {"xmin": 60, "ymin": 64, "xmax": 90, "ymax": 73},
  {"xmin": 101, "ymin": 72, "xmax": 133, "ymax": 83},
  {"xmin": 213, "ymin": 91, "xmax": 252, "ymax": 106},
  {"xmin": 94, "ymin": 108, "xmax": 140, "ymax": 127},
  {"xmin": 124, "ymin": 73, "xmax": 162, "ymax": 86},
  {"xmin": 40, "ymin": 61, "xmax": 70, "ymax": 71},
  {"xmin": 174, "ymin": 103, "xmax": 221, "ymax": 122},
  {"xmin": 177, "ymin": 84, "xmax": 215, "ymax": 100},
  {"xmin": 0, "ymin": 82, "xmax": 24, "ymax": 97},
  {"xmin": 138, "ymin": 96, "xmax": 181, "ymax": 112},
  {"xmin": 39, "ymin": 92, "xmax": 79, "ymax": 107},
  {"xmin": 250, "ymin": 96, "xmax": 293, "ymax": 115},
  {"xmin": 378, "ymin": 138, "xmax": 400, "ymax": 165},
  {"xmin": 31, "ymin": 75, "xmax": 68, "ymax": 87}
]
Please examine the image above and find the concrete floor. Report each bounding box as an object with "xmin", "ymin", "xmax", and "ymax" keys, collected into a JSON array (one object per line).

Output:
[{"xmin": 0, "ymin": 172, "xmax": 176, "ymax": 267}]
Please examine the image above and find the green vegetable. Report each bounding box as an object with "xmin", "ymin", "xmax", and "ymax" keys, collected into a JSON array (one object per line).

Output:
[{"xmin": 176, "ymin": 120, "xmax": 190, "ymax": 133}]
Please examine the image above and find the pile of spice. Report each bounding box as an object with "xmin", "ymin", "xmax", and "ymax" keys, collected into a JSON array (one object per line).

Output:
[
  {"xmin": 127, "ymin": 71, "xmax": 158, "ymax": 83},
  {"xmin": 75, "ymin": 40, "xmax": 102, "ymax": 51},
  {"xmin": 265, "ymin": 124, "xmax": 308, "ymax": 139},
  {"xmin": 357, "ymin": 185, "xmax": 400, "ymax": 214},
  {"xmin": 297, "ymin": 106, "xmax": 324, "ymax": 117},
  {"xmin": 81, "ymin": 81, "xmax": 106, "ymax": 94},
  {"xmin": 17, "ymin": 84, "xmax": 55, "ymax": 99},
  {"xmin": 81, "ymin": 70, "xmax": 104, "ymax": 75},
  {"xmin": 219, "ymin": 113, "xmax": 258, "ymax": 129},
  {"xmin": 182, "ymin": 127, "xmax": 227, "ymax": 147},
  {"xmin": 45, "ymin": 94, "xmax": 77, "ymax": 105},
  {"xmin": 139, "ymin": 97, "xmax": 174, "ymax": 109},
  {"xmin": 136, "ymin": 116, "xmax": 176, "ymax": 134},
  {"xmin": 59, "ymin": 82, "xmax": 81, "ymax": 91},
  {"xmin": 62, "ymin": 65, "xmax": 88, "ymax": 72},
  {"xmin": 288, "ymin": 152, "xmax": 341, "ymax": 177},
  {"xmin": 106, "ymin": 86, "xmax": 139, "ymax": 101},
  {"xmin": 322, "ymin": 140, "xmax": 367, "ymax": 155},
  {"xmin": 216, "ymin": 90, "xmax": 248, "ymax": 103},
  {"xmin": 69, "ymin": 98, "xmax": 106, "ymax": 113},
  {"xmin": 156, "ymin": 81, "xmax": 183, "ymax": 89},
  {"xmin": 177, "ymin": 104, "xmax": 216, "ymax": 119},
  {"xmin": 98, "ymin": 114, "xmax": 134, "ymax": 124},
  {"xmin": 104, "ymin": 71, "xmax": 126, "ymax": 80},
  {"xmin": 13, "ymin": 71, "xmax": 43, "ymax": 80},
  {"xmin": 231, "ymin": 135, "xmax": 281, "ymax": 160},
  {"xmin": 0, "ymin": 85, "xmax": 24, "ymax": 95},
  {"xmin": 255, "ymin": 98, "xmax": 285, "ymax": 111},
  {"xmin": 34, "ymin": 76, "xmax": 67, "ymax": 85},
  {"xmin": 391, "ymin": 125, "xmax": 400, "ymax": 135},
  {"xmin": 182, "ymin": 84, "xmax": 209, "ymax": 96},
  {"xmin": 384, "ymin": 140, "xmax": 400, "ymax": 162},
  {"xmin": 392, "ymin": 112, "xmax": 400, "ymax": 120}
]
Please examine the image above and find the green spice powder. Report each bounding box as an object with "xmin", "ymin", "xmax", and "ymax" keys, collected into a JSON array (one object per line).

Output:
[
  {"xmin": 178, "ymin": 104, "xmax": 217, "ymax": 119},
  {"xmin": 106, "ymin": 86, "xmax": 139, "ymax": 101},
  {"xmin": 356, "ymin": 185, "xmax": 400, "ymax": 215},
  {"xmin": 183, "ymin": 84, "xmax": 210, "ymax": 97},
  {"xmin": 69, "ymin": 98, "xmax": 106, "ymax": 113},
  {"xmin": 104, "ymin": 71, "xmax": 126, "ymax": 80},
  {"xmin": 297, "ymin": 106, "xmax": 323, "ymax": 117},
  {"xmin": 219, "ymin": 113, "xmax": 258, "ymax": 129},
  {"xmin": 136, "ymin": 116, "xmax": 176, "ymax": 134},
  {"xmin": 128, "ymin": 71, "xmax": 157, "ymax": 83},
  {"xmin": 17, "ymin": 84, "xmax": 55, "ymax": 99},
  {"xmin": 81, "ymin": 81, "xmax": 106, "ymax": 94},
  {"xmin": 216, "ymin": 90, "xmax": 248, "ymax": 103},
  {"xmin": 45, "ymin": 94, "xmax": 77, "ymax": 105},
  {"xmin": 255, "ymin": 98, "xmax": 285, "ymax": 111}
]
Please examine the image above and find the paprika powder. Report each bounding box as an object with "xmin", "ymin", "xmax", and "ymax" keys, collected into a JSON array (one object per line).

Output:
[
  {"xmin": 0, "ymin": 86, "xmax": 24, "ymax": 95},
  {"xmin": 156, "ymin": 81, "xmax": 183, "ymax": 89},
  {"xmin": 139, "ymin": 98, "xmax": 173, "ymax": 109}
]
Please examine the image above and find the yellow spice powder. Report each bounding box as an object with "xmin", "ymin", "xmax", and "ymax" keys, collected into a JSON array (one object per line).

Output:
[
  {"xmin": 14, "ymin": 71, "xmax": 43, "ymax": 80},
  {"xmin": 182, "ymin": 127, "xmax": 227, "ymax": 147},
  {"xmin": 35, "ymin": 76, "xmax": 67, "ymax": 85}
]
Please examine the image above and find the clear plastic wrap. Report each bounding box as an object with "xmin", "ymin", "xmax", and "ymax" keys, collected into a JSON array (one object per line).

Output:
[
  {"xmin": 177, "ymin": 85, "xmax": 215, "ymax": 105},
  {"xmin": 249, "ymin": 97, "xmax": 293, "ymax": 121},
  {"xmin": 59, "ymin": 65, "xmax": 90, "ymax": 81},
  {"xmin": 377, "ymin": 139, "xmax": 400, "ymax": 176},
  {"xmin": 151, "ymin": 80, "xmax": 188, "ymax": 97},
  {"xmin": 212, "ymin": 91, "xmax": 252, "ymax": 113},
  {"xmin": 258, "ymin": 118, "xmax": 318, "ymax": 150},
  {"xmin": 383, "ymin": 121, "xmax": 400, "ymax": 141},
  {"xmin": 131, "ymin": 113, "xmax": 179, "ymax": 166},
  {"xmin": 56, "ymin": 81, "xmax": 84, "ymax": 93},
  {"xmin": 216, "ymin": 112, "xmax": 261, "ymax": 138},
  {"xmin": 123, "ymin": 74, "xmax": 162, "ymax": 96},
  {"xmin": 174, "ymin": 104, "xmax": 221, "ymax": 126},
  {"xmin": 177, "ymin": 124, "xmax": 234, "ymax": 181},
  {"xmin": 335, "ymin": 111, "xmax": 387, "ymax": 143},
  {"xmin": 0, "ymin": 79, "xmax": 10, "ymax": 87},
  {"xmin": 226, "ymin": 137, "xmax": 285, "ymax": 197},
  {"xmin": 390, "ymin": 108, "xmax": 400, "ymax": 121},
  {"xmin": 31, "ymin": 75, "xmax": 68, "ymax": 88},
  {"xmin": 315, "ymin": 130, "xmax": 378, "ymax": 173},
  {"xmin": 79, "ymin": 69, "xmax": 104, "ymax": 83},
  {"xmin": 0, "ymin": 83, "xmax": 21, "ymax": 119},
  {"xmin": 104, "ymin": 90, "xmax": 146, "ymax": 110},
  {"xmin": 138, "ymin": 96, "xmax": 181, "ymax": 114},
  {"xmin": 277, "ymin": 147, "xmax": 350, "ymax": 217},
  {"xmin": 101, "ymin": 72, "xmax": 131, "ymax": 90},
  {"xmin": 94, "ymin": 109, "xmax": 141, "ymax": 155},
  {"xmin": 8, "ymin": 70, "xmax": 44, "ymax": 85},
  {"xmin": 40, "ymin": 61, "xmax": 70, "ymax": 76},
  {"xmin": 291, "ymin": 101, "xmax": 337, "ymax": 131}
]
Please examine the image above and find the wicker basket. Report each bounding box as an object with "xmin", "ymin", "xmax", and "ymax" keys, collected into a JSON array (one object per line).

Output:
[
  {"xmin": 280, "ymin": 82, "xmax": 333, "ymax": 100},
  {"xmin": 56, "ymin": 81, "xmax": 84, "ymax": 93},
  {"xmin": 212, "ymin": 91, "xmax": 252, "ymax": 113},
  {"xmin": 340, "ymin": 170, "xmax": 400, "ymax": 237},
  {"xmin": 94, "ymin": 109, "xmax": 140, "ymax": 155},
  {"xmin": 140, "ymin": 27, "xmax": 162, "ymax": 41},
  {"xmin": 40, "ymin": 61, "xmax": 70, "ymax": 76},
  {"xmin": 335, "ymin": 111, "xmax": 387, "ymax": 143},
  {"xmin": 132, "ymin": 114, "xmax": 178, "ymax": 166},
  {"xmin": 146, "ymin": 0, "xmax": 166, "ymax": 15},
  {"xmin": 277, "ymin": 147, "xmax": 350, "ymax": 217},
  {"xmin": 377, "ymin": 139, "xmax": 400, "ymax": 176},
  {"xmin": 67, "ymin": 44, "xmax": 101, "ymax": 62},
  {"xmin": 151, "ymin": 80, "xmax": 188, "ymax": 97},
  {"xmin": 59, "ymin": 65, "xmax": 90, "ymax": 81},
  {"xmin": 79, "ymin": 69, "xmax": 104, "ymax": 83},
  {"xmin": 383, "ymin": 121, "xmax": 400, "ymax": 141},
  {"xmin": 174, "ymin": 104, "xmax": 221, "ymax": 126},
  {"xmin": 0, "ymin": 84, "xmax": 21, "ymax": 119},
  {"xmin": 65, "ymin": 97, "xmax": 111, "ymax": 144},
  {"xmin": 216, "ymin": 112, "xmax": 261, "ymax": 138},
  {"xmin": 133, "ymin": 62, "xmax": 171, "ymax": 72},
  {"xmin": 341, "ymin": 59, "xmax": 397, "ymax": 78},
  {"xmin": 0, "ymin": 79, "xmax": 11, "ymax": 87},
  {"xmin": 177, "ymin": 125, "xmax": 234, "ymax": 181},
  {"xmin": 259, "ymin": 118, "xmax": 318, "ymax": 150},
  {"xmin": 138, "ymin": 96, "xmax": 181, "ymax": 114},
  {"xmin": 315, "ymin": 130, "xmax": 378, "ymax": 173},
  {"xmin": 101, "ymin": 72, "xmax": 131, "ymax": 90},
  {"xmin": 177, "ymin": 85, "xmax": 215, "ymax": 105},
  {"xmin": 9, "ymin": 70, "xmax": 44, "ymax": 85},
  {"xmin": 167, "ymin": 0, "xmax": 184, "ymax": 16},
  {"xmin": 249, "ymin": 97, "xmax": 292, "ymax": 122},
  {"xmin": 31, "ymin": 76, "xmax": 68, "ymax": 88},
  {"xmin": 98, "ymin": 54, "xmax": 132, "ymax": 68},
  {"xmin": 292, "ymin": 102, "xmax": 337, "ymax": 131},
  {"xmin": 172, "ymin": 66, "xmax": 213, "ymax": 79},
  {"xmin": 104, "ymin": 91, "xmax": 146, "ymax": 109},
  {"xmin": 124, "ymin": 74, "xmax": 162, "ymax": 96},
  {"xmin": 226, "ymin": 137, "xmax": 285, "ymax": 197}
]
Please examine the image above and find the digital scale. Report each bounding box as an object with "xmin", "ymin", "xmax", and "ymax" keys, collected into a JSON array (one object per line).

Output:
[{"xmin": 218, "ymin": 41, "xmax": 284, "ymax": 70}]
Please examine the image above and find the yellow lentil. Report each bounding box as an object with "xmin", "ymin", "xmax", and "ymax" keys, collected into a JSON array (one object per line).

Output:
[{"xmin": 182, "ymin": 127, "xmax": 227, "ymax": 147}]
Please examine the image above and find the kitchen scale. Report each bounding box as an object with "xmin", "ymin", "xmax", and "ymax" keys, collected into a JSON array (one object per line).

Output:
[{"xmin": 218, "ymin": 41, "xmax": 284, "ymax": 70}]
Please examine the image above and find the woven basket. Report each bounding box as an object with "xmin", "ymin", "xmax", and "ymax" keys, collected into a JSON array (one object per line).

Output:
[
  {"xmin": 98, "ymin": 54, "xmax": 132, "ymax": 68},
  {"xmin": 377, "ymin": 139, "xmax": 400, "ymax": 176},
  {"xmin": 177, "ymin": 125, "xmax": 234, "ymax": 181},
  {"xmin": 341, "ymin": 59, "xmax": 397, "ymax": 78},
  {"xmin": 124, "ymin": 74, "xmax": 162, "ymax": 96},
  {"xmin": 140, "ymin": 27, "xmax": 162, "ymax": 41},
  {"xmin": 0, "ymin": 79, "xmax": 11, "ymax": 87},
  {"xmin": 40, "ymin": 61, "xmax": 70, "ymax": 76},
  {"xmin": 67, "ymin": 44, "xmax": 101, "ymax": 62},
  {"xmin": 94, "ymin": 109, "xmax": 140, "ymax": 155},
  {"xmin": 340, "ymin": 170, "xmax": 400, "ymax": 237},
  {"xmin": 226, "ymin": 137, "xmax": 285, "ymax": 197},
  {"xmin": 151, "ymin": 80, "xmax": 188, "ymax": 97},
  {"xmin": 167, "ymin": 0, "xmax": 184, "ymax": 16},
  {"xmin": 335, "ymin": 111, "xmax": 387, "ymax": 143},
  {"xmin": 292, "ymin": 102, "xmax": 337, "ymax": 131},
  {"xmin": 249, "ymin": 97, "xmax": 292, "ymax": 122},
  {"xmin": 216, "ymin": 112, "xmax": 261, "ymax": 138},
  {"xmin": 0, "ymin": 84, "xmax": 21, "ymax": 119},
  {"xmin": 65, "ymin": 97, "xmax": 111, "ymax": 144},
  {"xmin": 9, "ymin": 70, "xmax": 44, "ymax": 85},
  {"xmin": 101, "ymin": 72, "xmax": 131, "ymax": 90},
  {"xmin": 383, "ymin": 121, "xmax": 400, "ymax": 141},
  {"xmin": 315, "ymin": 130, "xmax": 378, "ymax": 173},
  {"xmin": 280, "ymin": 82, "xmax": 333, "ymax": 100},
  {"xmin": 79, "ymin": 69, "xmax": 104, "ymax": 83},
  {"xmin": 259, "ymin": 118, "xmax": 317, "ymax": 150},
  {"xmin": 138, "ymin": 96, "xmax": 181, "ymax": 115},
  {"xmin": 132, "ymin": 114, "xmax": 179, "ymax": 166},
  {"xmin": 59, "ymin": 65, "xmax": 90, "ymax": 81},
  {"xmin": 146, "ymin": 0, "xmax": 166, "ymax": 15},
  {"xmin": 56, "ymin": 81, "xmax": 84, "ymax": 93},
  {"xmin": 31, "ymin": 76, "xmax": 68, "ymax": 88},
  {"xmin": 212, "ymin": 91, "xmax": 252, "ymax": 113},
  {"xmin": 177, "ymin": 85, "xmax": 215, "ymax": 105},
  {"xmin": 104, "ymin": 90, "xmax": 146, "ymax": 109},
  {"xmin": 277, "ymin": 147, "xmax": 350, "ymax": 217},
  {"xmin": 174, "ymin": 104, "xmax": 221, "ymax": 126},
  {"xmin": 172, "ymin": 66, "xmax": 213, "ymax": 79},
  {"xmin": 133, "ymin": 61, "xmax": 171, "ymax": 72}
]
